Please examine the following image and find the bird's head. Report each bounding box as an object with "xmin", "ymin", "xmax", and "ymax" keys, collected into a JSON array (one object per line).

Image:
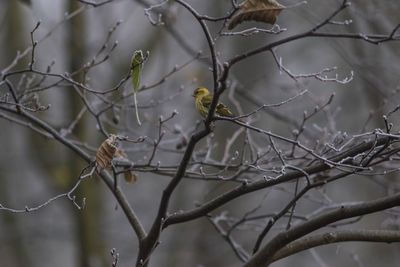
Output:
[{"xmin": 193, "ymin": 87, "xmax": 210, "ymax": 98}]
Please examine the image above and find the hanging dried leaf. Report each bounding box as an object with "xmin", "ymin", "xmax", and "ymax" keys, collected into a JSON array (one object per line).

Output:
[
  {"xmin": 228, "ymin": 0, "xmax": 285, "ymax": 30},
  {"xmin": 96, "ymin": 135, "xmax": 138, "ymax": 184},
  {"xmin": 123, "ymin": 171, "xmax": 138, "ymax": 183},
  {"xmin": 96, "ymin": 135, "xmax": 118, "ymax": 170}
]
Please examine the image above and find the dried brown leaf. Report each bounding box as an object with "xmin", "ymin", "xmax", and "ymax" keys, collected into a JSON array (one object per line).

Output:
[
  {"xmin": 123, "ymin": 171, "xmax": 138, "ymax": 183},
  {"xmin": 96, "ymin": 135, "xmax": 118, "ymax": 170},
  {"xmin": 228, "ymin": 0, "xmax": 285, "ymax": 30},
  {"xmin": 96, "ymin": 135, "xmax": 138, "ymax": 184}
]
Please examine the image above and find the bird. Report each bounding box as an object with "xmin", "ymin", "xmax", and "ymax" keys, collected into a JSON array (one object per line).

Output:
[{"xmin": 193, "ymin": 87, "xmax": 234, "ymax": 118}]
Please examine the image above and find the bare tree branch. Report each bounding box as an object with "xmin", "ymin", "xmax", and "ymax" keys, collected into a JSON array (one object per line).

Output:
[
  {"xmin": 271, "ymin": 229, "xmax": 400, "ymax": 263},
  {"xmin": 245, "ymin": 193, "xmax": 400, "ymax": 267}
]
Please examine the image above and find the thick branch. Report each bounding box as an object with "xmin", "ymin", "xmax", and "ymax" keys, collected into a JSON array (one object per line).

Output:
[
  {"xmin": 271, "ymin": 229, "xmax": 400, "ymax": 263},
  {"xmin": 137, "ymin": 129, "xmax": 209, "ymax": 265},
  {"xmin": 244, "ymin": 193, "xmax": 400, "ymax": 267},
  {"xmin": 137, "ymin": 1, "xmax": 223, "ymax": 264}
]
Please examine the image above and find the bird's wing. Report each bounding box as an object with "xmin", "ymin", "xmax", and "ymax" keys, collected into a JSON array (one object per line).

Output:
[
  {"xmin": 201, "ymin": 94, "xmax": 213, "ymax": 109},
  {"xmin": 217, "ymin": 103, "xmax": 234, "ymax": 117}
]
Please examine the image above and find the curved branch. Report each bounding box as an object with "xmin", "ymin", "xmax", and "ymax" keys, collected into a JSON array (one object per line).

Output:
[
  {"xmin": 174, "ymin": 0, "xmax": 226, "ymax": 129},
  {"xmin": 244, "ymin": 193, "xmax": 400, "ymax": 267},
  {"xmin": 99, "ymin": 170, "xmax": 147, "ymax": 240},
  {"xmin": 271, "ymin": 229, "xmax": 400, "ymax": 263},
  {"xmin": 175, "ymin": 0, "xmax": 219, "ymax": 90}
]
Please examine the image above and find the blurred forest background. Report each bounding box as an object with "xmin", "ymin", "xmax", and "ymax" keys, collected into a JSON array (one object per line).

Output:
[{"xmin": 1, "ymin": 0, "xmax": 400, "ymax": 266}]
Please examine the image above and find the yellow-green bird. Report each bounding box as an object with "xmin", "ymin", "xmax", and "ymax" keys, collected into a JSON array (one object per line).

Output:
[{"xmin": 193, "ymin": 87, "xmax": 234, "ymax": 118}]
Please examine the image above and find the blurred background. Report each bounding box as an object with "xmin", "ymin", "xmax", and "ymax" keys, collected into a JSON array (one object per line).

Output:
[{"xmin": 1, "ymin": 0, "xmax": 400, "ymax": 266}]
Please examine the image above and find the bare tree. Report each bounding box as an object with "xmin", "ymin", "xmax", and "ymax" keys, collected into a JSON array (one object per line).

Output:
[{"xmin": 1, "ymin": 0, "xmax": 400, "ymax": 266}]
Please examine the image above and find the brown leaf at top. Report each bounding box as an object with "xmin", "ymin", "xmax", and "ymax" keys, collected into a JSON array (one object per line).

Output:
[{"xmin": 228, "ymin": 0, "xmax": 285, "ymax": 30}]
